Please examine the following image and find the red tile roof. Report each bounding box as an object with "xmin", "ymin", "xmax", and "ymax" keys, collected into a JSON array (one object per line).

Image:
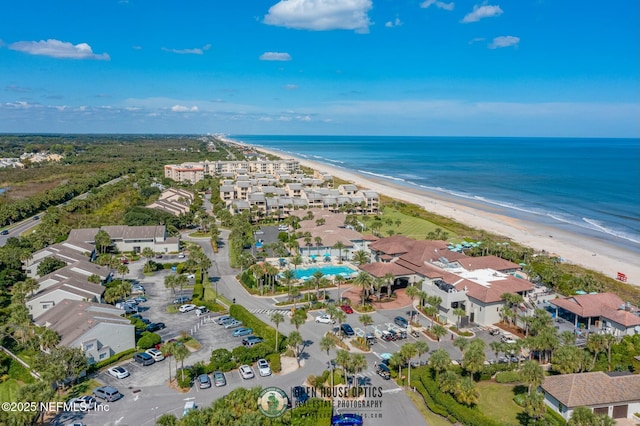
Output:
[
  {"xmin": 550, "ymin": 292, "xmax": 640, "ymax": 327},
  {"xmin": 359, "ymin": 262, "xmax": 414, "ymax": 278}
]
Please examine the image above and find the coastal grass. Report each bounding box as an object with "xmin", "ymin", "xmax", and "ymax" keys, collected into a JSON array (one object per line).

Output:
[
  {"xmin": 359, "ymin": 206, "xmax": 457, "ymax": 240},
  {"xmin": 475, "ymin": 381, "xmax": 523, "ymax": 425}
]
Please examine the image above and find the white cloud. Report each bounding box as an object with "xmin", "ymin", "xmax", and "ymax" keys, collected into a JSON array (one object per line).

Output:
[
  {"xmin": 488, "ymin": 36, "xmax": 520, "ymax": 49},
  {"xmin": 420, "ymin": 0, "xmax": 454, "ymax": 11},
  {"xmin": 264, "ymin": 0, "xmax": 373, "ymax": 33},
  {"xmin": 162, "ymin": 44, "xmax": 210, "ymax": 55},
  {"xmin": 385, "ymin": 18, "xmax": 403, "ymax": 28},
  {"xmin": 8, "ymin": 39, "xmax": 110, "ymax": 60},
  {"xmin": 461, "ymin": 3, "xmax": 503, "ymax": 23},
  {"xmin": 260, "ymin": 52, "xmax": 292, "ymax": 61},
  {"xmin": 284, "ymin": 84, "xmax": 299, "ymax": 90},
  {"xmin": 171, "ymin": 105, "xmax": 199, "ymax": 112},
  {"xmin": 468, "ymin": 37, "xmax": 485, "ymax": 44}
]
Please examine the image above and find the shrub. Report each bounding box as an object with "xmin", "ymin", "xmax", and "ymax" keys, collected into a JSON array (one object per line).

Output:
[
  {"xmin": 192, "ymin": 282, "xmax": 204, "ymax": 300},
  {"xmin": 229, "ymin": 304, "xmax": 287, "ymax": 352},
  {"xmin": 495, "ymin": 371, "xmax": 522, "ymax": 383},
  {"xmin": 90, "ymin": 348, "xmax": 136, "ymax": 371},
  {"xmin": 137, "ymin": 332, "xmax": 162, "ymax": 350},
  {"xmin": 266, "ymin": 353, "xmax": 281, "ymax": 373},
  {"xmin": 175, "ymin": 368, "xmax": 193, "ymax": 389},
  {"xmin": 232, "ymin": 346, "xmax": 253, "ymax": 365},
  {"xmin": 210, "ymin": 348, "xmax": 233, "ymax": 370}
]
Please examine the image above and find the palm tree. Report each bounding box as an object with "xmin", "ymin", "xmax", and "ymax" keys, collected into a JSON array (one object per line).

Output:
[
  {"xmin": 141, "ymin": 247, "xmax": 155, "ymax": 266},
  {"xmin": 332, "ymin": 241, "xmax": 346, "ymax": 263},
  {"xmin": 406, "ymin": 286, "xmax": 421, "ymax": 322},
  {"xmin": 333, "ymin": 274, "xmax": 346, "ymax": 301},
  {"xmin": 38, "ymin": 328, "xmax": 60, "ymax": 352},
  {"xmin": 520, "ymin": 360, "xmax": 544, "ymax": 395},
  {"xmin": 335, "ymin": 349, "xmax": 351, "ymax": 381},
  {"xmin": 116, "ymin": 263, "xmax": 129, "ymax": 280},
  {"xmin": 453, "ymin": 307, "xmax": 466, "ymax": 329},
  {"xmin": 291, "ymin": 254, "xmax": 303, "ymax": 271},
  {"xmin": 334, "ymin": 310, "xmax": 347, "ymax": 338},
  {"xmin": 308, "ymin": 270, "xmax": 327, "ymax": 298},
  {"xmin": 288, "ymin": 331, "xmax": 303, "ymax": 367},
  {"xmin": 455, "ymin": 376, "xmax": 479, "ymax": 406},
  {"xmin": 438, "ymin": 370, "xmax": 460, "ymax": 395},
  {"xmin": 320, "ymin": 334, "xmax": 336, "ymax": 357},
  {"xmin": 270, "ymin": 312, "xmax": 284, "ymax": 352},
  {"xmin": 399, "ymin": 343, "xmax": 418, "ymax": 386},
  {"xmin": 383, "ymin": 273, "xmax": 395, "ymax": 298},
  {"xmin": 290, "ymin": 287, "xmax": 301, "ymax": 310},
  {"xmin": 431, "ymin": 324, "xmax": 447, "ymax": 347},
  {"xmin": 22, "ymin": 278, "xmax": 39, "ymax": 298},
  {"xmin": 359, "ymin": 314, "xmax": 374, "ymax": 347},
  {"xmin": 352, "ymin": 250, "xmax": 370, "ymax": 265},
  {"xmin": 350, "ymin": 354, "xmax": 367, "ymax": 387},
  {"xmin": 162, "ymin": 341, "xmax": 178, "ymax": 382},
  {"xmin": 414, "ymin": 340, "xmax": 429, "ymax": 365},
  {"xmin": 164, "ymin": 274, "xmax": 177, "ymax": 296},
  {"xmin": 279, "ymin": 269, "xmax": 296, "ymax": 302},
  {"xmin": 429, "ymin": 348, "xmax": 451, "ymax": 378},
  {"xmin": 352, "ymin": 271, "xmax": 373, "ymax": 306},
  {"xmin": 173, "ymin": 343, "xmax": 190, "ymax": 382},
  {"xmin": 290, "ymin": 310, "xmax": 306, "ymax": 331}
]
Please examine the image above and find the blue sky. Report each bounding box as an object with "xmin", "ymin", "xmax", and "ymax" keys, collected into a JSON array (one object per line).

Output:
[{"xmin": 1, "ymin": 0, "xmax": 638, "ymax": 137}]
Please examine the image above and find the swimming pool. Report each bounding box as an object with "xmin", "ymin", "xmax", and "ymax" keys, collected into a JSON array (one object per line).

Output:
[{"xmin": 288, "ymin": 265, "xmax": 357, "ymax": 280}]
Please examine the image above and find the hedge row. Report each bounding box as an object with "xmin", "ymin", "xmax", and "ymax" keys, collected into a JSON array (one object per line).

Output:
[
  {"xmin": 495, "ymin": 371, "xmax": 522, "ymax": 383},
  {"xmin": 266, "ymin": 352, "xmax": 281, "ymax": 373},
  {"xmin": 229, "ymin": 304, "xmax": 287, "ymax": 351},
  {"xmin": 413, "ymin": 368, "xmax": 502, "ymax": 426},
  {"xmin": 89, "ymin": 348, "xmax": 136, "ymax": 372}
]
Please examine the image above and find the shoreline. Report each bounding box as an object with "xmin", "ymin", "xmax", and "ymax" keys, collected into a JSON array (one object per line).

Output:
[{"xmin": 229, "ymin": 140, "xmax": 639, "ymax": 286}]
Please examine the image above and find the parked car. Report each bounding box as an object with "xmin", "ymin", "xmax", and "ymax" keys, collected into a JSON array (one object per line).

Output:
[
  {"xmin": 132, "ymin": 285, "xmax": 145, "ymax": 293},
  {"xmin": 197, "ymin": 373, "xmax": 212, "ymax": 389},
  {"xmin": 146, "ymin": 322, "xmax": 165, "ymax": 332},
  {"xmin": 145, "ymin": 348, "xmax": 165, "ymax": 361},
  {"xmin": 501, "ymin": 334, "xmax": 517, "ymax": 344},
  {"xmin": 341, "ymin": 323, "xmax": 355, "ymax": 337},
  {"xmin": 239, "ymin": 364, "xmax": 254, "ymax": 379},
  {"xmin": 340, "ymin": 305, "xmax": 354, "ymax": 314},
  {"xmin": 315, "ymin": 314, "xmax": 335, "ymax": 324},
  {"xmin": 178, "ymin": 252, "xmax": 186, "ymax": 258},
  {"xmin": 107, "ymin": 366, "xmax": 130, "ymax": 379},
  {"xmin": 242, "ymin": 336, "xmax": 264, "ymax": 347},
  {"xmin": 68, "ymin": 395, "xmax": 97, "ymax": 411},
  {"xmin": 183, "ymin": 401, "xmax": 197, "ymax": 416},
  {"xmin": 489, "ymin": 328, "xmax": 501, "ymax": 336},
  {"xmin": 133, "ymin": 352, "xmax": 155, "ymax": 366},
  {"xmin": 134, "ymin": 296, "xmax": 147, "ymax": 303},
  {"xmin": 213, "ymin": 371, "xmax": 226, "ymax": 387},
  {"xmin": 257, "ymin": 358, "xmax": 272, "ymax": 377},
  {"xmin": 195, "ymin": 306, "xmax": 209, "ymax": 315},
  {"xmin": 0, "ymin": 230, "xmax": 8, "ymax": 235},
  {"xmin": 278, "ymin": 225, "xmax": 288, "ymax": 231},
  {"xmin": 224, "ymin": 319, "xmax": 242, "ymax": 329},
  {"xmin": 376, "ymin": 363, "xmax": 391, "ymax": 380},
  {"xmin": 179, "ymin": 304, "xmax": 196, "ymax": 313},
  {"xmin": 232, "ymin": 327, "xmax": 253, "ymax": 337},
  {"xmin": 173, "ymin": 296, "xmax": 191, "ymax": 304},
  {"xmin": 92, "ymin": 386, "xmax": 122, "ymax": 402},
  {"xmin": 394, "ymin": 316, "xmax": 409, "ymax": 328},
  {"xmin": 33, "ymin": 215, "xmax": 40, "ymax": 220},
  {"xmin": 216, "ymin": 315, "xmax": 233, "ymax": 325}
]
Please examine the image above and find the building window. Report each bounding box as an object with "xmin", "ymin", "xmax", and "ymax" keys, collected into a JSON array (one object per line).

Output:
[
  {"xmin": 99, "ymin": 353, "xmax": 107, "ymax": 360},
  {"xmin": 84, "ymin": 343, "xmax": 93, "ymax": 351}
]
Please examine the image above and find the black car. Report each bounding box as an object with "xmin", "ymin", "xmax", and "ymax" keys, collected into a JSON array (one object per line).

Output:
[
  {"xmin": 376, "ymin": 363, "xmax": 391, "ymax": 380},
  {"xmin": 340, "ymin": 323, "xmax": 355, "ymax": 337},
  {"xmin": 394, "ymin": 316, "xmax": 409, "ymax": 328},
  {"xmin": 0, "ymin": 230, "xmax": 8, "ymax": 235},
  {"xmin": 133, "ymin": 352, "xmax": 155, "ymax": 366},
  {"xmin": 146, "ymin": 322, "xmax": 165, "ymax": 332}
]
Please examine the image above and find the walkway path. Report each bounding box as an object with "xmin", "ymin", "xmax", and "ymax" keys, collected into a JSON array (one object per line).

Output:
[{"xmin": 342, "ymin": 287, "xmax": 413, "ymax": 311}]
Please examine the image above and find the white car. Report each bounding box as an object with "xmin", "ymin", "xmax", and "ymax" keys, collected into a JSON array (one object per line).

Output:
[
  {"xmin": 178, "ymin": 253, "xmax": 186, "ymax": 258},
  {"xmin": 68, "ymin": 396, "xmax": 97, "ymax": 411},
  {"xmin": 179, "ymin": 304, "xmax": 196, "ymax": 313},
  {"xmin": 278, "ymin": 225, "xmax": 288, "ymax": 231},
  {"xmin": 315, "ymin": 314, "xmax": 335, "ymax": 324},
  {"xmin": 501, "ymin": 334, "xmax": 517, "ymax": 344},
  {"xmin": 239, "ymin": 364, "xmax": 254, "ymax": 379},
  {"xmin": 145, "ymin": 348, "xmax": 165, "ymax": 361},
  {"xmin": 107, "ymin": 366, "xmax": 130, "ymax": 379},
  {"xmin": 257, "ymin": 359, "xmax": 272, "ymax": 377}
]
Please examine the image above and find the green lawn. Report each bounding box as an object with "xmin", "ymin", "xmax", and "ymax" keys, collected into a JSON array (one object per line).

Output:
[
  {"xmin": 359, "ymin": 207, "xmax": 456, "ymax": 240},
  {"xmin": 476, "ymin": 381, "xmax": 524, "ymax": 426},
  {"xmin": 406, "ymin": 390, "xmax": 453, "ymax": 426},
  {"xmin": 0, "ymin": 378, "xmax": 21, "ymax": 402}
]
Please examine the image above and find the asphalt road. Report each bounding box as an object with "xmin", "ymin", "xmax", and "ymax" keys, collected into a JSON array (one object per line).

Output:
[{"xmin": 49, "ymin": 228, "xmax": 431, "ymax": 425}]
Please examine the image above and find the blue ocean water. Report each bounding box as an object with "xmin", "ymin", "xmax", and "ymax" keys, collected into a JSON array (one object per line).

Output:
[{"xmin": 232, "ymin": 135, "xmax": 640, "ymax": 253}]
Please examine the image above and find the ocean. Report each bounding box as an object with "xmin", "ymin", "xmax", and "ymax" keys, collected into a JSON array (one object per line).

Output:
[{"xmin": 230, "ymin": 135, "xmax": 640, "ymax": 253}]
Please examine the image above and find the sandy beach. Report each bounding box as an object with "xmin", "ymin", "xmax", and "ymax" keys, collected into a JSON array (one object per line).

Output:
[{"xmin": 243, "ymin": 143, "xmax": 639, "ymax": 287}]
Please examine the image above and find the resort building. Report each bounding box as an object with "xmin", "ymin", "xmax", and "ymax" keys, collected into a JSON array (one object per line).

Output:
[
  {"xmin": 360, "ymin": 235, "xmax": 533, "ymax": 327},
  {"xmin": 68, "ymin": 225, "xmax": 180, "ymax": 254},
  {"xmin": 541, "ymin": 371, "xmax": 640, "ymax": 421},
  {"xmin": 163, "ymin": 163, "xmax": 205, "ymax": 184},
  {"xmin": 35, "ymin": 300, "xmax": 135, "ymax": 363},
  {"xmin": 548, "ymin": 292, "xmax": 640, "ymax": 336},
  {"xmin": 147, "ymin": 187, "xmax": 194, "ymax": 216},
  {"xmin": 25, "ymin": 240, "xmax": 96, "ymax": 278}
]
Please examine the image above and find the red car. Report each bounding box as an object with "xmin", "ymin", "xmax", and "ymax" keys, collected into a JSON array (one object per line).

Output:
[{"xmin": 340, "ymin": 305, "xmax": 354, "ymax": 314}]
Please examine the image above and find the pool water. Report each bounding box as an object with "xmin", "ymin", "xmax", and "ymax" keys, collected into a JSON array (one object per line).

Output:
[{"xmin": 288, "ymin": 265, "xmax": 357, "ymax": 279}]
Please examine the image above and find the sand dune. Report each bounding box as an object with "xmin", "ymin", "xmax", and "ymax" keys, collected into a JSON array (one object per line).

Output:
[{"xmin": 249, "ymin": 145, "xmax": 639, "ymax": 286}]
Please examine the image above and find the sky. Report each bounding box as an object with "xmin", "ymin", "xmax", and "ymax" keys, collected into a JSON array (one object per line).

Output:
[{"xmin": 0, "ymin": 0, "xmax": 638, "ymax": 137}]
